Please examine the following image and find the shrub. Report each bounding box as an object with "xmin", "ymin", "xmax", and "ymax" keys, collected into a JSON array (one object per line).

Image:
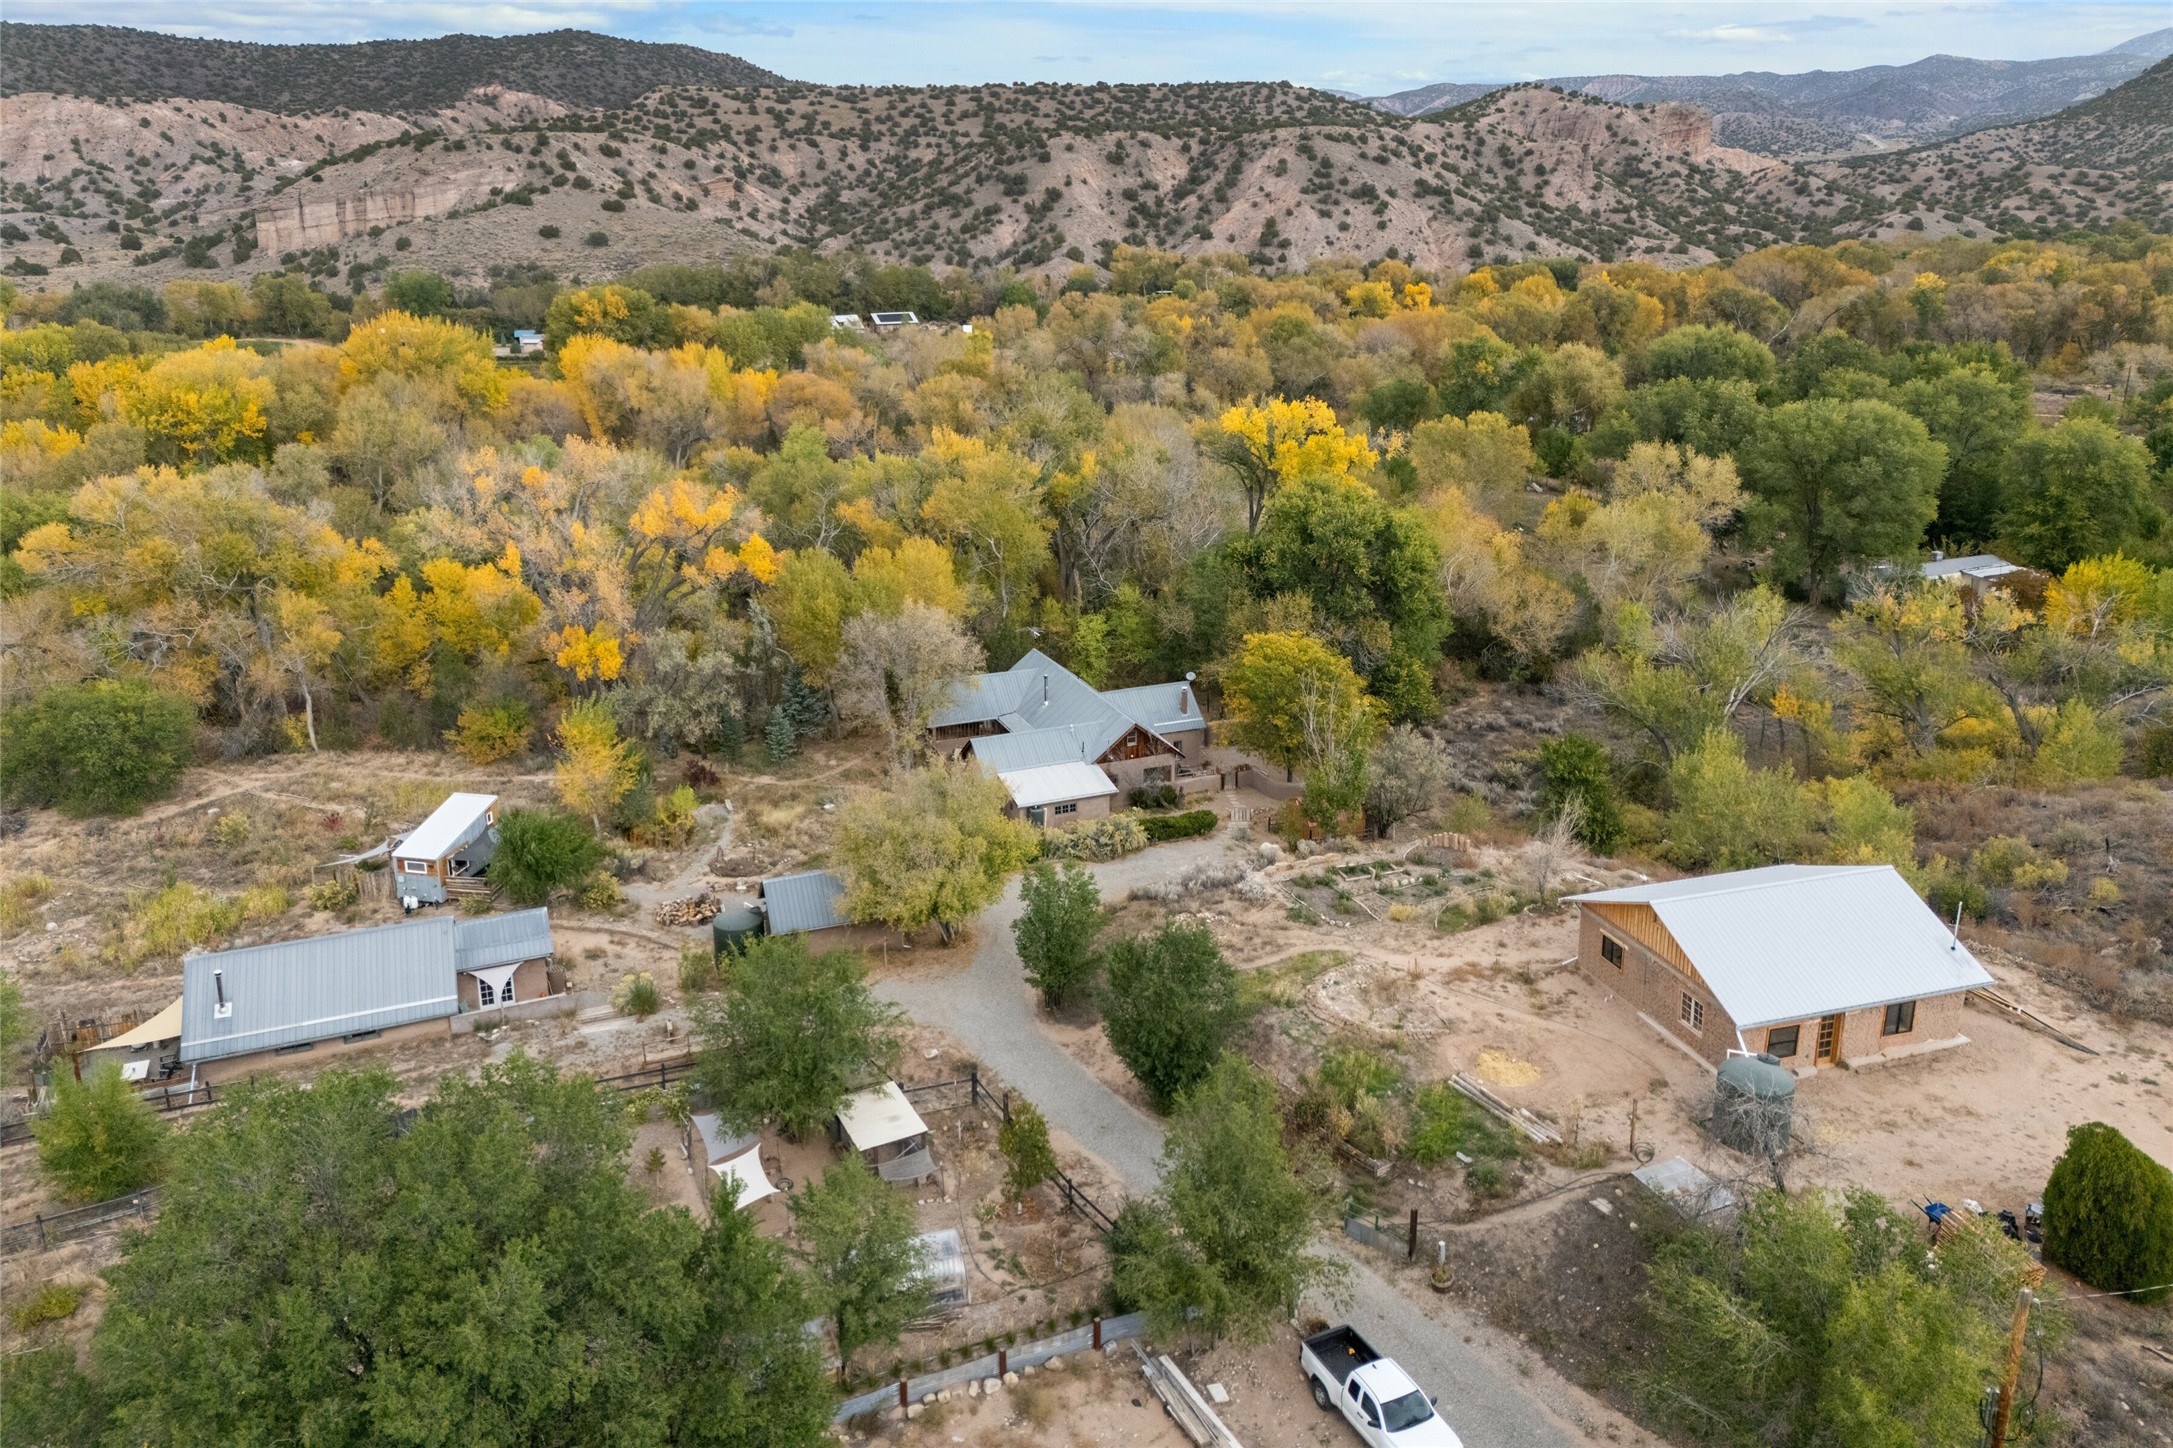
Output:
[
  {"xmin": 999, "ymin": 1100, "xmax": 1059, "ymax": 1200},
  {"xmin": 490, "ymin": 809, "xmax": 605, "ymax": 906},
  {"xmin": 1406, "ymin": 1082, "xmax": 1472, "ymax": 1164},
  {"xmin": 1128, "ymin": 784, "xmax": 1181, "ymax": 811},
  {"xmin": 2140, "ymin": 723, "xmax": 2173, "ymax": 778},
  {"xmin": 1140, "ymin": 809, "xmax": 1216, "ymax": 843},
  {"xmin": 1535, "ymin": 733, "xmax": 1623, "ymax": 852},
  {"xmin": 585, "ymin": 230, "xmax": 610, "ymax": 247},
  {"xmin": 1014, "ymin": 861, "xmax": 1102, "ymax": 1008},
  {"xmin": 2042, "ymin": 1122, "xmax": 2173, "ymax": 1303},
  {"xmin": 211, "ymin": 812, "xmax": 253, "ymax": 848},
  {"xmin": 613, "ymin": 972, "xmax": 662, "ymax": 1019},
  {"xmin": 576, "ymin": 871, "xmax": 623, "ymax": 911},
  {"xmin": 132, "ymin": 882, "xmax": 242, "ymax": 961},
  {"xmin": 0, "ymin": 873, "xmax": 53, "ymax": 934},
  {"xmin": 0, "ymin": 679, "xmax": 195, "ymax": 816},
  {"xmin": 33, "ymin": 1060, "xmax": 166, "ymax": 1200},
  {"xmin": 6, "ymin": 1280, "xmax": 85, "ymax": 1332},
  {"xmin": 1039, "ymin": 815, "xmax": 1146, "ymax": 861},
  {"xmin": 538, "ymin": 224, "xmax": 562, "ymax": 239},
  {"xmin": 444, "ymin": 699, "xmax": 533, "ymax": 764},
  {"xmin": 1100, "ymin": 924, "xmax": 1244, "ymax": 1113},
  {"xmin": 678, "ymin": 942, "xmax": 721, "ymax": 995},
  {"xmin": 309, "ymin": 872, "xmax": 362, "ymax": 912},
  {"xmin": 237, "ymin": 884, "xmax": 290, "ymax": 923}
]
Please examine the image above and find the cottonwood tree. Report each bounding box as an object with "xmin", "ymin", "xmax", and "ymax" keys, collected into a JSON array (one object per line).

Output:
[
  {"xmin": 692, "ymin": 935, "xmax": 902, "ymax": 1140},
  {"xmin": 794, "ymin": 1155, "xmax": 934, "ymax": 1384},
  {"xmin": 553, "ymin": 698, "xmax": 640, "ymax": 832},
  {"xmin": 833, "ymin": 761, "xmax": 1037, "ymax": 942},
  {"xmin": 834, "ymin": 602, "xmax": 982, "ymax": 766},
  {"xmin": 1742, "ymin": 397, "xmax": 1945, "ymax": 607},
  {"xmin": 1013, "ymin": 860, "xmax": 1104, "ymax": 1008},
  {"xmin": 33, "ymin": 1060, "xmax": 166, "ymax": 1201},
  {"xmin": 1222, "ymin": 630, "xmax": 1379, "ymax": 785},
  {"xmin": 1573, "ymin": 587, "xmax": 1802, "ymax": 767}
]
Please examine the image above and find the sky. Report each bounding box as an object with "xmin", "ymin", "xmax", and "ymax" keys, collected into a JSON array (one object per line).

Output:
[{"xmin": 15, "ymin": 0, "xmax": 2168, "ymax": 94}]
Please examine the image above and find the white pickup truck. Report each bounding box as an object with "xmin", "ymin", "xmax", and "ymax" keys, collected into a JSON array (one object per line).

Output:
[{"xmin": 1300, "ymin": 1324, "xmax": 1463, "ymax": 1448}]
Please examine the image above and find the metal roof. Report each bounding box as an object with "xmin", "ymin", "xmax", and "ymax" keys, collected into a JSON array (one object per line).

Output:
[
  {"xmin": 998, "ymin": 761, "xmax": 1119, "ymax": 809},
  {"xmin": 1567, "ymin": 865, "xmax": 1993, "ymax": 1030},
  {"xmin": 967, "ymin": 726, "xmax": 1097, "ymax": 775},
  {"xmin": 1099, "ymin": 682, "xmax": 1202, "ymax": 735},
  {"xmin": 1921, "ymin": 554, "xmax": 2022, "ymax": 581},
  {"xmin": 451, "ymin": 908, "xmax": 554, "ymax": 972},
  {"xmin": 180, "ymin": 917, "xmax": 463, "ymax": 1063},
  {"xmin": 836, "ymin": 1080, "xmax": 927, "ymax": 1152},
  {"xmin": 394, "ymin": 792, "xmax": 497, "ymax": 862},
  {"xmin": 760, "ymin": 869, "xmax": 850, "ymax": 935},
  {"xmin": 935, "ymin": 649, "xmax": 1192, "ymax": 768}
]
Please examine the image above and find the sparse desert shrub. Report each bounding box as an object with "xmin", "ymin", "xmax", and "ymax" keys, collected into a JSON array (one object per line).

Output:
[
  {"xmin": 0, "ymin": 874, "xmax": 53, "ymax": 934},
  {"xmin": 306, "ymin": 874, "xmax": 361, "ymax": 911},
  {"xmin": 130, "ymin": 882, "xmax": 243, "ymax": 963},
  {"xmin": 576, "ymin": 871, "xmax": 624, "ymax": 911},
  {"xmin": 678, "ymin": 942, "xmax": 721, "ymax": 994},
  {"xmin": 211, "ymin": 812, "xmax": 253, "ymax": 848},
  {"xmin": 613, "ymin": 972, "xmax": 661, "ymax": 1018},
  {"xmin": 236, "ymin": 884, "xmax": 290, "ymax": 923},
  {"xmin": 1039, "ymin": 815, "xmax": 1147, "ymax": 862},
  {"xmin": 7, "ymin": 1281, "xmax": 86, "ymax": 1332}
]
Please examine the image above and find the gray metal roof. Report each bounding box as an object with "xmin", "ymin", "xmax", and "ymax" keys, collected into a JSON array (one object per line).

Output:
[
  {"xmin": 937, "ymin": 650, "xmax": 1192, "ymax": 772},
  {"xmin": 1567, "ymin": 865, "xmax": 1993, "ymax": 1030},
  {"xmin": 761, "ymin": 869, "xmax": 850, "ymax": 935},
  {"xmin": 966, "ymin": 726, "xmax": 1098, "ymax": 775},
  {"xmin": 180, "ymin": 917, "xmax": 463, "ymax": 1063},
  {"xmin": 394, "ymin": 792, "xmax": 497, "ymax": 862},
  {"xmin": 451, "ymin": 908, "xmax": 554, "ymax": 972},
  {"xmin": 1099, "ymin": 682, "xmax": 1202, "ymax": 735},
  {"xmin": 998, "ymin": 761, "xmax": 1119, "ymax": 809},
  {"xmin": 1921, "ymin": 554, "xmax": 2022, "ymax": 581}
]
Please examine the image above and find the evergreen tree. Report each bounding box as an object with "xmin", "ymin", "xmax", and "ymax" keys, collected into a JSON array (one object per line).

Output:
[{"xmin": 2042, "ymin": 1121, "xmax": 2173, "ymax": 1304}]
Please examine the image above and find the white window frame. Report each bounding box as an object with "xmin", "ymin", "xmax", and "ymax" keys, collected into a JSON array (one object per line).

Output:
[
  {"xmin": 399, "ymin": 859, "xmax": 430, "ymax": 875},
  {"xmin": 1680, "ymin": 992, "xmax": 1705, "ymax": 1033},
  {"xmin": 477, "ymin": 977, "xmax": 496, "ymax": 1007}
]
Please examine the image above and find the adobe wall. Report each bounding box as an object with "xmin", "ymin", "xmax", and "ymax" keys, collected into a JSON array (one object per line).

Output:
[{"xmin": 1577, "ymin": 908, "xmax": 1734, "ymax": 1067}]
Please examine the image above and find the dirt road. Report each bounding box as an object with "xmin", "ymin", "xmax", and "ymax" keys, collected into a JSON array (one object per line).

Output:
[{"xmin": 875, "ymin": 836, "xmax": 1587, "ymax": 1448}]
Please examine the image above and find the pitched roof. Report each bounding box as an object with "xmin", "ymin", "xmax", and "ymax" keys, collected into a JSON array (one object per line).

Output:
[
  {"xmin": 998, "ymin": 761, "xmax": 1120, "ymax": 809},
  {"xmin": 395, "ymin": 792, "xmax": 497, "ymax": 861},
  {"xmin": 760, "ymin": 869, "xmax": 850, "ymax": 935},
  {"xmin": 1099, "ymin": 681, "xmax": 1202, "ymax": 734},
  {"xmin": 1921, "ymin": 554, "xmax": 2025, "ymax": 581},
  {"xmin": 1567, "ymin": 865, "xmax": 1993, "ymax": 1030},
  {"xmin": 941, "ymin": 650, "xmax": 1195, "ymax": 789},
  {"xmin": 179, "ymin": 911, "xmax": 554, "ymax": 1063}
]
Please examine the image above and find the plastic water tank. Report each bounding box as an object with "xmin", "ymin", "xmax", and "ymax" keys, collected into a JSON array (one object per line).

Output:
[
  {"xmin": 1713, "ymin": 1051, "xmax": 1796, "ymax": 1157},
  {"xmin": 711, "ymin": 899, "xmax": 764, "ymax": 960}
]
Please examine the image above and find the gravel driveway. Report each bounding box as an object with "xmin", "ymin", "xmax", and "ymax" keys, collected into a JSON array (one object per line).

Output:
[{"xmin": 876, "ymin": 836, "xmax": 1581, "ymax": 1447}]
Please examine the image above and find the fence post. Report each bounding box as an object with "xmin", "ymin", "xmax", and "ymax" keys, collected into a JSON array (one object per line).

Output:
[
  {"xmin": 898, "ymin": 1380, "xmax": 909, "ymax": 1410},
  {"xmin": 1002, "ymin": 1089, "xmax": 1011, "ymax": 1124},
  {"xmin": 1408, "ymin": 1208, "xmax": 1418, "ymax": 1260},
  {"xmin": 1092, "ymin": 1318, "xmax": 1102, "ymax": 1351},
  {"xmin": 998, "ymin": 1348, "xmax": 1007, "ymax": 1377},
  {"xmin": 35, "ymin": 1213, "xmax": 46, "ymax": 1250}
]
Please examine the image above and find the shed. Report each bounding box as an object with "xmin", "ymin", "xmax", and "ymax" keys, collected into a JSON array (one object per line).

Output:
[
  {"xmin": 391, "ymin": 792, "xmax": 499, "ymax": 905},
  {"xmin": 913, "ymin": 1227, "xmax": 969, "ymax": 1308},
  {"xmin": 834, "ymin": 1080, "xmax": 936, "ymax": 1184},
  {"xmin": 1567, "ymin": 865, "xmax": 1993, "ymax": 1071},
  {"xmin": 759, "ymin": 869, "xmax": 850, "ymax": 938}
]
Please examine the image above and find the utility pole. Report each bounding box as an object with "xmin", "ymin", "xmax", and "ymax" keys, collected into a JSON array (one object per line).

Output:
[{"xmin": 1987, "ymin": 1265, "xmax": 2047, "ymax": 1448}]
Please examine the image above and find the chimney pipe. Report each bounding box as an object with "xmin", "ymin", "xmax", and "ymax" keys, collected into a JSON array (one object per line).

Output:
[
  {"xmin": 213, "ymin": 970, "xmax": 225, "ymax": 1007},
  {"xmin": 1042, "ymin": 673, "xmax": 1049, "ymax": 707}
]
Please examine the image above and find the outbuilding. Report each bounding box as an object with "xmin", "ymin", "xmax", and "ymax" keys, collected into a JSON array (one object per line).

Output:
[
  {"xmin": 391, "ymin": 792, "xmax": 500, "ymax": 905},
  {"xmin": 1566, "ymin": 865, "xmax": 1993, "ymax": 1073},
  {"xmin": 833, "ymin": 1080, "xmax": 936, "ymax": 1184},
  {"xmin": 758, "ymin": 869, "xmax": 852, "ymax": 944}
]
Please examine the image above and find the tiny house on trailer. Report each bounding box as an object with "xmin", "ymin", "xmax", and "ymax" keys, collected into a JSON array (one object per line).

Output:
[{"xmin": 391, "ymin": 792, "xmax": 499, "ymax": 905}]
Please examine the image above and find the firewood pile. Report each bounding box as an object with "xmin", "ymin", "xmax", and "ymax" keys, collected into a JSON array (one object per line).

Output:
[{"xmin": 654, "ymin": 892, "xmax": 721, "ymax": 926}]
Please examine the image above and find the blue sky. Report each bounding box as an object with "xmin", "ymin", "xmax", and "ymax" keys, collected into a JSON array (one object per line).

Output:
[{"xmin": 22, "ymin": 1, "xmax": 2167, "ymax": 93}]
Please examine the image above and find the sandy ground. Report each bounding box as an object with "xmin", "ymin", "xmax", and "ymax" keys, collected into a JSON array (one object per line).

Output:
[{"xmin": 851, "ymin": 1349, "xmax": 1194, "ymax": 1448}]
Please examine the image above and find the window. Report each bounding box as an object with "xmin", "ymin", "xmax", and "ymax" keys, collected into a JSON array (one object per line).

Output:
[
  {"xmin": 400, "ymin": 859, "xmax": 428, "ymax": 874},
  {"xmin": 274, "ymin": 1040, "xmax": 316, "ymax": 1056},
  {"xmin": 1052, "ymin": 801, "xmax": 1078, "ymax": 815},
  {"xmin": 341, "ymin": 1029, "xmax": 381, "ymax": 1044},
  {"xmin": 1882, "ymin": 1000, "xmax": 1916, "ymax": 1036},
  {"xmin": 1599, "ymin": 935, "xmax": 1624, "ymax": 968},
  {"xmin": 501, "ymin": 976, "xmax": 516, "ymax": 1006},
  {"xmin": 1680, "ymin": 993, "xmax": 1705, "ymax": 1033},
  {"xmin": 1765, "ymin": 1024, "xmax": 1800, "ymax": 1059},
  {"xmin": 478, "ymin": 977, "xmax": 496, "ymax": 1007}
]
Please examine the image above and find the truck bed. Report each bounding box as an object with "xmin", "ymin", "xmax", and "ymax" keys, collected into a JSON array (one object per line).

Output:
[{"xmin": 1302, "ymin": 1325, "xmax": 1380, "ymax": 1386}]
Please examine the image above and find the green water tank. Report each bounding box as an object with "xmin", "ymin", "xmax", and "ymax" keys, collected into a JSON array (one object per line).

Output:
[
  {"xmin": 1713, "ymin": 1051, "xmax": 1796, "ymax": 1158},
  {"xmin": 712, "ymin": 898, "xmax": 763, "ymax": 960}
]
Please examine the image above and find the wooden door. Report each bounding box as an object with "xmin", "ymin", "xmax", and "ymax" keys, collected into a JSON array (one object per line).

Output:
[{"xmin": 1814, "ymin": 1013, "xmax": 1843, "ymax": 1063}]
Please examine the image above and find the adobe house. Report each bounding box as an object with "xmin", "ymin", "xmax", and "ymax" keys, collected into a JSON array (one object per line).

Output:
[
  {"xmin": 930, "ymin": 649, "xmax": 1213, "ymax": 822},
  {"xmin": 391, "ymin": 792, "xmax": 500, "ymax": 905},
  {"xmin": 1565, "ymin": 866, "xmax": 1993, "ymax": 1073},
  {"xmin": 177, "ymin": 909, "xmax": 557, "ymax": 1083}
]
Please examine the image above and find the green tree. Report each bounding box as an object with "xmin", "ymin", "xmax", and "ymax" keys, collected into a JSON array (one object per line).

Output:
[
  {"xmin": 2002, "ymin": 418, "xmax": 2157, "ymax": 572},
  {"xmin": 1638, "ymin": 323, "xmax": 1775, "ymax": 386},
  {"xmin": 1242, "ymin": 474, "xmax": 1448, "ymax": 673},
  {"xmin": 1534, "ymin": 733, "xmax": 1623, "ymax": 852},
  {"xmin": 692, "ymin": 935, "xmax": 901, "ymax": 1140},
  {"xmin": 33, "ymin": 1059, "xmax": 166, "ymax": 1201},
  {"xmin": 998, "ymin": 1099, "xmax": 1059, "ymax": 1202},
  {"xmin": 1362, "ymin": 723, "xmax": 1452, "ymax": 837},
  {"xmin": 381, "ymin": 269, "xmax": 455, "ymax": 317},
  {"xmin": 1114, "ymin": 1056, "xmax": 1334, "ymax": 1342},
  {"xmin": 1013, "ymin": 861, "xmax": 1103, "ymax": 1008},
  {"xmin": 0, "ymin": 1346, "xmax": 104, "ymax": 1448},
  {"xmin": 793, "ymin": 1155, "xmax": 934, "ymax": 1384},
  {"xmin": 1891, "ymin": 363, "xmax": 2030, "ymax": 549},
  {"xmin": 1222, "ymin": 630, "xmax": 1379, "ymax": 778},
  {"xmin": 1743, "ymin": 398, "xmax": 1946, "ymax": 607},
  {"xmin": 834, "ymin": 761, "xmax": 1038, "ymax": 942},
  {"xmin": 674, "ymin": 1191, "xmax": 835, "ymax": 1446},
  {"xmin": 2041, "ymin": 1122, "xmax": 2173, "ymax": 1304},
  {"xmin": 489, "ymin": 807, "xmax": 607, "ymax": 906},
  {"xmin": 1664, "ymin": 729, "xmax": 1814, "ymax": 870},
  {"xmin": 0, "ymin": 968, "xmax": 30, "ymax": 1083},
  {"xmin": 1101, "ymin": 924, "xmax": 1245, "ymax": 1112},
  {"xmin": 0, "ymin": 680, "xmax": 195, "ymax": 817}
]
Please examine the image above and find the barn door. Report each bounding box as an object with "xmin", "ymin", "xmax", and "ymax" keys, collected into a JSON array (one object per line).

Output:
[{"xmin": 1814, "ymin": 1014, "xmax": 1843, "ymax": 1063}]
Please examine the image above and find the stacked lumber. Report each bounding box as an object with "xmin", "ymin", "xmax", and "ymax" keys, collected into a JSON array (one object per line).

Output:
[
  {"xmin": 1130, "ymin": 1343, "xmax": 1244, "ymax": 1448},
  {"xmin": 1449, "ymin": 1071, "xmax": 1564, "ymax": 1145},
  {"xmin": 654, "ymin": 892, "xmax": 720, "ymax": 926}
]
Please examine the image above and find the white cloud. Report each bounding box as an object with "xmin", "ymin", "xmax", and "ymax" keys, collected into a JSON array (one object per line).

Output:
[{"xmin": 1676, "ymin": 23, "xmax": 1795, "ymax": 43}]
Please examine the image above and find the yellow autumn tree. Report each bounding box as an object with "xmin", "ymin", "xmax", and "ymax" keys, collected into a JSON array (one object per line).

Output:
[
  {"xmin": 122, "ymin": 339, "xmax": 276, "ymax": 465},
  {"xmin": 338, "ymin": 309, "xmax": 506, "ymax": 412},
  {"xmin": 554, "ymin": 698, "xmax": 640, "ymax": 832},
  {"xmin": 1211, "ymin": 396, "xmax": 1377, "ymax": 532}
]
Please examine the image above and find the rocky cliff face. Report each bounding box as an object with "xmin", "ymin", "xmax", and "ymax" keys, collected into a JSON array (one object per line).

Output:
[{"xmin": 254, "ymin": 179, "xmax": 477, "ymax": 253}]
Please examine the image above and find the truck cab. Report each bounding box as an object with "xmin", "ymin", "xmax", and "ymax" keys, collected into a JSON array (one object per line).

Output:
[{"xmin": 1300, "ymin": 1325, "xmax": 1463, "ymax": 1448}]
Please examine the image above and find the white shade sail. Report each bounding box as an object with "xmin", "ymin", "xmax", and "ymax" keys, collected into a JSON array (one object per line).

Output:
[
  {"xmin": 710, "ymin": 1146, "xmax": 778, "ymax": 1210},
  {"xmin": 469, "ymin": 963, "xmax": 520, "ymax": 1005}
]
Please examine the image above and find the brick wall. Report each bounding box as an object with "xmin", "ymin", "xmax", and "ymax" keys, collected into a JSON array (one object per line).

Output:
[{"xmin": 1576, "ymin": 908, "xmax": 1734, "ymax": 1066}]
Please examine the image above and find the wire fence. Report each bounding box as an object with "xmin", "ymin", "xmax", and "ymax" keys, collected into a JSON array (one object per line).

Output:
[{"xmin": 1, "ymin": 1190, "xmax": 157, "ymax": 1255}]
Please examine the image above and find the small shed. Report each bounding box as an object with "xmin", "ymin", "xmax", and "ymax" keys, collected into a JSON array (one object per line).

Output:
[
  {"xmin": 834, "ymin": 1081, "xmax": 935, "ymax": 1184},
  {"xmin": 997, "ymin": 761, "xmax": 1118, "ymax": 825},
  {"xmin": 392, "ymin": 792, "xmax": 499, "ymax": 905},
  {"xmin": 758, "ymin": 869, "xmax": 851, "ymax": 941},
  {"xmin": 81, "ymin": 997, "xmax": 183, "ymax": 1082}
]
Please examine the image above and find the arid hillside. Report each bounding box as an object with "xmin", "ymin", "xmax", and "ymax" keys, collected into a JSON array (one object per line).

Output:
[{"xmin": 2, "ymin": 60, "xmax": 2168, "ymax": 288}]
